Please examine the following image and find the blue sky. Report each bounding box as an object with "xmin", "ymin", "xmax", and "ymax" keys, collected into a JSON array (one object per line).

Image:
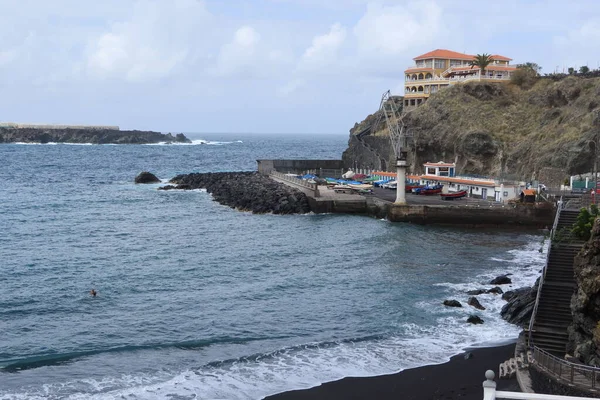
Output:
[{"xmin": 1, "ymin": 0, "xmax": 599, "ymax": 134}]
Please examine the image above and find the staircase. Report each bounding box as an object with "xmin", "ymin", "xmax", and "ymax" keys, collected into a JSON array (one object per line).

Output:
[{"xmin": 530, "ymin": 208, "xmax": 584, "ymax": 356}]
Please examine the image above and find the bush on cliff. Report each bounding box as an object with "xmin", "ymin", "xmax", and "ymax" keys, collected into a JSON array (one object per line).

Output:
[{"xmin": 572, "ymin": 205, "xmax": 599, "ymax": 241}]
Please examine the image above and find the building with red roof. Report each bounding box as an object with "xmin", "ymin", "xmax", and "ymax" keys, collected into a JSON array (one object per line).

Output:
[{"xmin": 404, "ymin": 49, "xmax": 517, "ymax": 108}]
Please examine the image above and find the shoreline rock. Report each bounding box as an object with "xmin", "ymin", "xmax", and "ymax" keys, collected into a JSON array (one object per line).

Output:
[
  {"xmin": 0, "ymin": 127, "xmax": 191, "ymax": 144},
  {"xmin": 164, "ymin": 172, "xmax": 311, "ymax": 214}
]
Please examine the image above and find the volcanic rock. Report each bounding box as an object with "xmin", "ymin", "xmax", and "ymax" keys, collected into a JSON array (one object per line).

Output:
[
  {"xmin": 468, "ymin": 297, "xmax": 486, "ymax": 310},
  {"xmin": 490, "ymin": 275, "xmax": 512, "ymax": 285},
  {"xmin": 467, "ymin": 315, "xmax": 484, "ymax": 324},
  {"xmin": 135, "ymin": 171, "xmax": 160, "ymax": 184},
  {"xmin": 443, "ymin": 299, "xmax": 462, "ymax": 307}
]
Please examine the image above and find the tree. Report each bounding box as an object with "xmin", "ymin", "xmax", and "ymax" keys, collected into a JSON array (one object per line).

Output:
[
  {"xmin": 511, "ymin": 63, "xmax": 540, "ymax": 89},
  {"xmin": 572, "ymin": 205, "xmax": 599, "ymax": 241},
  {"xmin": 568, "ymin": 67, "xmax": 575, "ymax": 75},
  {"xmin": 517, "ymin": 62, "xmax": 542, "ymax": 75},
  {"xmin": 470, "ymin": 53, "xmax": 493, "ymax": 76},
  {"xmin": 580, "ymin": 65, "xmax": 590, "ymax": 74}
]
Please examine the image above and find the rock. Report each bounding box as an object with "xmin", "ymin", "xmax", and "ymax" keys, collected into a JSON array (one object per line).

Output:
[
  {"xmin": 468, "ymin": 296, "xmax": 486, "ymax": 310},
  {"xmin": 135, "ymin": 171, "xmax": 160, "ymax": 184},
  {"xmin": 158, "ymin": 185, "xmax": 177, "ymax": 190},
  {"xmin": 467, "ymin": 289, "xmax": 487, "ymax": 295},
  {"xmin": 490, "ymin": 275, "xmax": 512, "ymax": 285},
  {"xmin": 464, "ymin": 352, "xmax": 474, "ymax": 360},
  {"xmin": 500, "ymin": 285, "xmax": 538, "ymax": 327},
  {"xmin": 0, "ymin": 127, "xmax": 191, "ymax": 144},
  {"xmin": 568, "ymin": 218, "xmax": 600, "ymax": 365},
  {"xmin": 167, "ymin": 172, "xmax": 311, "ymax": 215},
  {"xmin": 487, "ymin": 286, "xmax": 504, "ymax": 295},
  {"xmin": 443, "ymin": 299, "xmax": 462, "ymax": 307},
  {"xmin": 467, "ymin": 315, "xmax": 484, "ymax": 324}
]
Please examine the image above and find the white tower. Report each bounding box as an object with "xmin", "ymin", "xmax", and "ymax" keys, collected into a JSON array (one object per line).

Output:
[{"xmin": 377, "ymin": 90, "xmax": 412, "ymax": 204}]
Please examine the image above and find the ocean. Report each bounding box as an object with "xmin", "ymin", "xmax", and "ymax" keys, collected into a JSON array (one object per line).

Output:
[{"xmin": 0, "ymin": 133, "xmax": 545, "ymax": 399}]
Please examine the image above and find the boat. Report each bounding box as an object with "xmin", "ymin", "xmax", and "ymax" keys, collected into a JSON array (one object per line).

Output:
[
  {"xmin": 415, "ymin": 184, "xmax": 443, "ymax": 195},
  {"xmin": 405, "ymin": 184, "xmax": 424, "ymax": 193},
  {"xmin": 440, "ymin": 190, "xmax": 468, "ymax": 200}
]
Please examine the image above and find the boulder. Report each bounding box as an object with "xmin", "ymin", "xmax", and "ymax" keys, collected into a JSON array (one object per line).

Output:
[
  {"xmin": 468, "ymin": 296, "xmax": 486, "ymax": 310},
  {"xmin": 500, "ymin": 285, "xmax": 538, "ymax": 327},
  {"xmin": 135, "ymin": 171, "xmax": 160, "ymax": 184},
  {"xmin": 490, "ymin": 275, "xmax": 512, "ymax": 285},
  {"xmin": 467, "ymin": 289, "xmax": 487, "ymax": 295},
  {"xmin": 487, "ymin": 286, "xmax": 504, "ymax": 295},
  {"xmin": 467, "ymin": 315, "xmax": 484, "ymax": 324},
  {"xmin": 443, "ymin": 299, "xmax": 462, "ymax": 307}
]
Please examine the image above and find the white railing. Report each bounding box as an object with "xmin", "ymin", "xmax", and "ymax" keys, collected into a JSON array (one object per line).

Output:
[
  {"xmin": 270, "ymin": 171, "xmax": 317, "ymax": 191},
  {"xmin": 482, "ymin": 370, "xmax": 593, "ymax": 399},
  {"xmin": 528, "ymin": 198, "xmax": 563, "ymax": 346},
  {"xmin": 405, "ymin": 75, "xmax": 511, "ymax": 85}
]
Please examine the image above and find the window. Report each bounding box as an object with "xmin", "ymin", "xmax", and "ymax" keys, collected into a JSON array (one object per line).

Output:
[
  {"xmin": 434, "ymin": 60, "xmax": 446, "ymax": 69},
  {"xmin": 450, "ymin": 60, "xmax": 462, "ymax": 67},
  {"xmin": 427, "ymin": 168, "xmax": 436, "ymax": 175},
  {"xmin": 416, "ymin": 60, "xmax": 424, "ymax": 67}
]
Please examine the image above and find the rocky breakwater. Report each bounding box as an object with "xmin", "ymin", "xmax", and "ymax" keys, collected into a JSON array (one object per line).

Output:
[
  {"xmin": 160, "ymin": 172, "xmax": 311, "ymax": 214},
  {"xmin": 568, "ymin": 218, "xmax": 600, "ymax": 365},
  {"xmin": 0, "ymin": 127, "xmax": 190, "ymax": 144}
]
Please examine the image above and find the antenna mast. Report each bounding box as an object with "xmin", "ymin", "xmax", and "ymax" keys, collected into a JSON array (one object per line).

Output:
[{"xmin": 376, "ymin": 90, "xmax": 412, "ymax": 204}]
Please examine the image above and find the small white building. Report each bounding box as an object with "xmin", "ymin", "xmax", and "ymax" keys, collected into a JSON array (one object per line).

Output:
[{"xmin": 419, "ymin": 162, "xmax": 522, "ymax": 201}]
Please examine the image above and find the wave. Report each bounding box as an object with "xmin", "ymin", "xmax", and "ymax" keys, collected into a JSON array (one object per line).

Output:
[
  {"xmin": 146, "ymin": 139, "xmax": 242, "ymax": 146},
  {"xmin": 0, "ymin": 237, "xmax": 545, "ymax": 399}
]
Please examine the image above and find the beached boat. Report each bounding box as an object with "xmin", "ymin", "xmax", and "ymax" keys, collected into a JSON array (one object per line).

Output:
[
  {"xmin": 405, "ymin": 184, "xmax": 424, "ymax": 193},
  {"xmin": 415, "ymin": 185, "xmax": 443, "ymax": 195},
  {"xmin": 440, "ymin": 190, "xmax": 468, "ymax": 200}
]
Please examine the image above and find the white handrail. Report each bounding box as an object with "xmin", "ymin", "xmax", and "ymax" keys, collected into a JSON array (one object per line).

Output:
[{"xmin": 483, "ymin": 371, "xmax": 592, "ymax": 399}]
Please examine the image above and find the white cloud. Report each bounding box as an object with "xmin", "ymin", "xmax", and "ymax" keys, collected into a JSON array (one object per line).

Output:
[
  {"xmin": 299, "ymin": 23, "xmax": 346, "ymax": 71},
  {"xmin": 354, "ymin": 1, "xmax": 444, "ymax": 57},
  {"xmin": 86, "ymin": 0, "xmax": 210, "ymax": 82},
  {"xmin": 554, "ymin": 19, "xmax": 600, "ymax": 68},
  {"xmin": 211, "ymin": 26, "xmax": 261, "ymax": 77}
]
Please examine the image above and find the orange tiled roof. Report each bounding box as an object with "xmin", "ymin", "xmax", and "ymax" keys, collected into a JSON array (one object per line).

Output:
[
  {"xmin": 522, "ymin": 189, "xmax": 537, "ymax": 196},
  {"xmin": 491, "ymin": 54, "xmax": 512, "ymax": 61},
  {"xmin": 421, "ymin": 175, "xmax": 496, "ymax": 187},
  {"xmin": 405, "ymin": 67, "xmax": 435, "ymax": 72},
  {"xmin": 414, "ymin": 49, "xmax": 474, "ymax": 61}
]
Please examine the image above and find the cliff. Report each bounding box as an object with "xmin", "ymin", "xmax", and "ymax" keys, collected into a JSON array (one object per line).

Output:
[
  {"xmin": 343, "ymin": 77, "xmax": 600, "ymax": 184},
  {"xmin": 0, "ymin": 127, "xmax": 191, "ymax": 144},
  {"xmin": 568, "ymin": 218, "xmax": 600, "ymax": 365}
]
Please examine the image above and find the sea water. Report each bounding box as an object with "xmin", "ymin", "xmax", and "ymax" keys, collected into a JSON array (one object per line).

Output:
[{"xmin": 0, "ymin": 133, "xmax": 546, "ymax": 399}]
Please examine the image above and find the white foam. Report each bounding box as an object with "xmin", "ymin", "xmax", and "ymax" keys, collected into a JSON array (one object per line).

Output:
[{"xmin": 146, "ymin": 139, "xmax": 242, "ymax": 146}]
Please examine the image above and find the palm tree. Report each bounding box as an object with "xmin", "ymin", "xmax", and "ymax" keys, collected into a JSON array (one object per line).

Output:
[{"xmin": 470, "ymin": 53, "xmax": 493, "ymax": 77}]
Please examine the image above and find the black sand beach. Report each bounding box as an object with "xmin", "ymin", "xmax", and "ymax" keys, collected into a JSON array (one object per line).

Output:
[{"xmin": 265, "ymin": 343, "xmax": 519, "ymax": 400}]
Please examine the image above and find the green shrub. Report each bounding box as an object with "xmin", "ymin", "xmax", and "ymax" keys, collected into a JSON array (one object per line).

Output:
[{"xmin": 572, "ymin": 205, "xmax": 599, "ymax": 241}]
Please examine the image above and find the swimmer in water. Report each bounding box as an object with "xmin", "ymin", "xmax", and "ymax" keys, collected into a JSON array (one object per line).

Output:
[{"xmin": 90, "ymin": 289, "xmax": 97, "ymax": 297}]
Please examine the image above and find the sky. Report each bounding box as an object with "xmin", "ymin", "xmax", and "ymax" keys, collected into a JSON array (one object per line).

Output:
[{"xmin": 1, "ymin": 0, "xmax": 599, "ymax": 134}]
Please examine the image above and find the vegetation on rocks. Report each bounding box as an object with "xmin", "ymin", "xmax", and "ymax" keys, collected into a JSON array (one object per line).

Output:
[{"xmin": 572, "ymin": 205, "xmax": 599, "ymax": 241}]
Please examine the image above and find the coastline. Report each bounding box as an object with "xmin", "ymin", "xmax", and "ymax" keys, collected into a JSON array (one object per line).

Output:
[{"xmin": 264, "ymin": 342, "xmax": 519, "ymax": 400}]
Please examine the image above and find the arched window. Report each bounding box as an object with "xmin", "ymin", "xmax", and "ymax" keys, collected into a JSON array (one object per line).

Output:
[
  {"xmin": 418, "ymin": 86, "xmax": 424, "ymax": 92},
  {"xmin": 418, "ymin": 73, "xmax": 424, "ymax": 80},
  {"xmin": 425, "ymin": 73, "xmax": 432, "ymax": 79},
  {"xmin": 411, "ymin": 86, "xmax": 417, "ymax": 93},
  {"xmin": 405, "ymin": 87, "xmax": 410, "ymax": 93},
  {"xmin": 412, "ymin": 74, "xmax": 417, "ymax": 80}
]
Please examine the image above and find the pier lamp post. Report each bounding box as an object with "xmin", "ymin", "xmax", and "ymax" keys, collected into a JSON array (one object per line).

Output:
[{"xmin": 395, "ymin": 151, "xmax": 408, "ymax": 204}]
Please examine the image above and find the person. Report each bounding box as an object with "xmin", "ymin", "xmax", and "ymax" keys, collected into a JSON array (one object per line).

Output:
[{"xmin": 90, "ymin": 289, "xmax": 97, "ymax": 297}]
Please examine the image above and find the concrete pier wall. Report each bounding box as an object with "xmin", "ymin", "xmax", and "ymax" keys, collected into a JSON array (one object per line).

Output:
[
  {"xmin": 388, "ymin": 204, "xmax": 554, "ymax": 227},
  {"xmin": 257, "ymin": 159, "xmax": 344, "ymax": 175}
]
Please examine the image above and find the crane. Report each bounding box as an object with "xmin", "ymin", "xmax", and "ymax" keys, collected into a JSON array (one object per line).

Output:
[{"xmin": 372, "ymin": 90, "xmax": 413, "ymax": 204}]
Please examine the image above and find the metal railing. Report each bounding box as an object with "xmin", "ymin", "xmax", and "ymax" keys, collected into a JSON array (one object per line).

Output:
[
  {"xmin": 270, "ymin": 171, "xmax": 317, "ymax": 192},
  {"xmin": 532, "ymin": 347, "xmax": 600, "ymax": 391},
  {"xmin": 528, "ymin": 198, "xmax": 563, "ymax": 347},
  {"xmin": 483, "ymin": 370, "xmax": 594, "ymax": 399}
]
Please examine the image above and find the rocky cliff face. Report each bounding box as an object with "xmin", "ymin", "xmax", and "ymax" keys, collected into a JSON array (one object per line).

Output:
[
  {"xmin": 0, "ymin": 127, "xmax": 190, "ymax": 144},
  {"xmin": 343, "ymin": 77, "xmax": 600, "ymax": 185},
  {"xmin": 568, "ymin": 218, "xmax": 600, "ymax": 365}
]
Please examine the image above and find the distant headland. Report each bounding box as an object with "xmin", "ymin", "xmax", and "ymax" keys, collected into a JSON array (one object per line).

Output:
[{"xmin": 0, "ymin": 122, "xmax": 191, "ymax": 144}]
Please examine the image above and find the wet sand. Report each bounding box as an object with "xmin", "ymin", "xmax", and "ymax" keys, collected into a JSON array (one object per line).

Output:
[{"xmin": 265, "ymin": 343, "xmax": 519, "ymax": 400}]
